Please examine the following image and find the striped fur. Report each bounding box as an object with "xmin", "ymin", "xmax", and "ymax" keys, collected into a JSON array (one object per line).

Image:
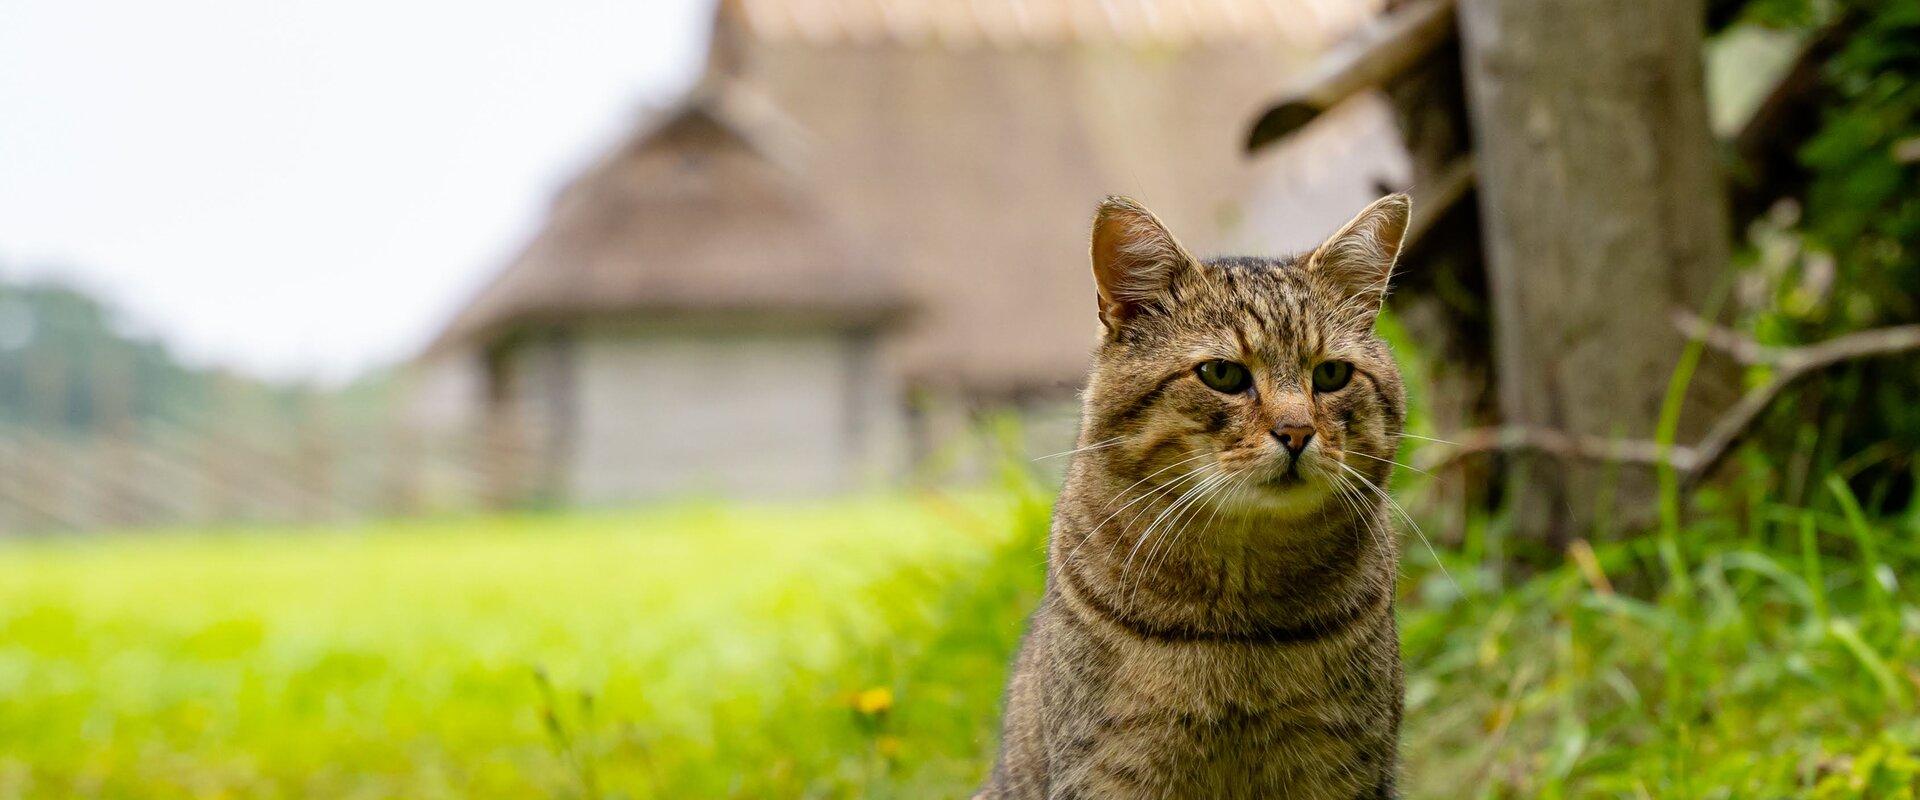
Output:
[{"xmin": 979, "ymin": 195, "xmax": 1412, "ymax": 799}]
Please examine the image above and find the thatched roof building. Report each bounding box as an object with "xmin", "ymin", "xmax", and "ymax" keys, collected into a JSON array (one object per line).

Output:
[{"xmin": 420, "ymin": 0, "xmax": 1407, "ymax": 503}]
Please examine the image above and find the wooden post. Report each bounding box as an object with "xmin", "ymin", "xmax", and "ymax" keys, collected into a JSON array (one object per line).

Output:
[
  {"xmin": 94, "ymin": 341, "xmax": 141, "ymax": 527},
  {"xmin": 19, "ymin": 350, "xmax": 69, "ymax": 526},
  {"xmin": 1456, "ymin": 0, "xmax": 1737, "ymax": 544},
  {"xmin": 482, "ymin": 399, "xmax": 525, "ymax": 511},
  {"xmin": 384, "ymin": 412, "xmax": 424, "ymax": 518},
  {"xmin": 296, "ymin": 387, "xmax": 335, "ymax": 524},
  {"xmin": 480, "ymin": 345, "xmax": 525, "ymax": 511},
  {"xmin": 202, "ymin": 374, "xmax": 246, "ymax": 524}
]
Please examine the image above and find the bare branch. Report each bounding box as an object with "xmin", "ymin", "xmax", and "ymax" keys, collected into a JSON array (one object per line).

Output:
[
  {"xmin": 1769, "ymin": 325, "xmax": 1920, "ymax": 372},
  {"xmin": 1416, "ymin": 425, "xmax": 1699, "ymax": 474},
  {"xmin": 1669, "ymin": 309, "xmax": 1780, "ymax": 364},
  {"xmin": 1417, "ymin": 323, "xmax": 1920, "ymax": 487},
  {"xmin": 1683, "ymin": 323, "xmax": 1920, "ymax": 488}
]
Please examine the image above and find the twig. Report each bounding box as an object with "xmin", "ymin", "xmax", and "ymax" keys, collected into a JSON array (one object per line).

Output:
[
  {"xmin": 1681, "ymin": 321, "xmax": 1920, "ymax": 488},
  {"xmin": 1416, "ymin": 426, "xmax": 1699, "ymax": 474},
  {"xmin": 1668, "ymin": 309, "xmax": 1779, "ymax": 364},
  {"xmin": 1416, "ymin": 319, "xmax": 1920, "ymax": 488}
]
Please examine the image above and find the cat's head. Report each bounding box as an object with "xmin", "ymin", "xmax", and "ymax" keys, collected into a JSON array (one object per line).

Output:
[{"xmin": 1080, "ymin": 194, "xmax": 1410, "ymax": 519}]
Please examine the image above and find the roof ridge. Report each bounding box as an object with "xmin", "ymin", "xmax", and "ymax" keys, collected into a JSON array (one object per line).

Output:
[{"xmin": 721, "ymin": 0, "xmax": 1382, "ymax": 50}]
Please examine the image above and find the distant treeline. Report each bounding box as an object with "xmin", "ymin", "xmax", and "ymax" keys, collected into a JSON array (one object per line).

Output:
[{"xmin": 0, "ymin": 271, "xmax": 326, "ymax": 437}]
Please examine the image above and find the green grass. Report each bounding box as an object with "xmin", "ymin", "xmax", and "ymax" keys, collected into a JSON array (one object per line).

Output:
[
  {"xmin": 0, "ymin": 492, "xmax": 1048, "ymax": 798},
  {"xmin": 3, "ymin": 469, "xmax": 1918, "ymax": 798}
]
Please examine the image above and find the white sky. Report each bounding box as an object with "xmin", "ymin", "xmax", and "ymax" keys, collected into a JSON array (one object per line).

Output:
[{"xmin": 0, "ymin": 0, "xmax": 712, "ymax": 382}]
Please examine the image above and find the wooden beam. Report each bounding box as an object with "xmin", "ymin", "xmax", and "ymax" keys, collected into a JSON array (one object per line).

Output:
[{"xmin": 1246, "ymin": 0, "xmax": 1457, "ymax": 151}]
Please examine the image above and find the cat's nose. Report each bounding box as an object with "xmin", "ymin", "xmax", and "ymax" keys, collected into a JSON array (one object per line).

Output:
[{"xmin": 1271, "ymin": 424, "xmax": 1314, "ymax": 455}]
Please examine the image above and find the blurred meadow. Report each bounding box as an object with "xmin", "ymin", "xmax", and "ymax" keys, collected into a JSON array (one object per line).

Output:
[
  {"xmin": 0, "ymin": 491, "xmax": 1044, "ymax": 797},
  {"xmin": 6, "ymin": 0, "xmax": 1920, "ymax": 797},
  {"xmin": 7, "ymin": 444, "xmax": 1920, "ymax": 798}
]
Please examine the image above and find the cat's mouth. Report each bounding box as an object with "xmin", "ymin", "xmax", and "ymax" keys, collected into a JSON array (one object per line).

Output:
[
  {"xmin": 1212, "ymin": 448, "xmax": 1331, "ymax": 511},
  {"xmin": 1230, "ymin": 465, "xmax": 1333, "ymax": 518},
  {"xmin": 1263, "ymin": 468, "xmax": 1306, "ymax": 488}
]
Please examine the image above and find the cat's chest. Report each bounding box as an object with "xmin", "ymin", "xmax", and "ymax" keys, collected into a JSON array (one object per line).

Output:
[
  {"xmin": 1063, "ymin": 661, "xmax": 1388, "ymax": 800},
  {"xmin": 1104, "ymin": 639, "xmax": 1340, "ymax": 713},
  {"xmin": 1043, "ymin": 616, "xmax": 1399, "ymax": 796}
]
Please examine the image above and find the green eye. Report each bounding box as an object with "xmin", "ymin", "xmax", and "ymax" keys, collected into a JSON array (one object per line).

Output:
[
  {"xmin": 1312, "ymin": 361, "xmax": 1354, "ymax": 393},
  {"xmin": 1195, "ymin": 360, "xmax": 1253, "ymax": 394}
]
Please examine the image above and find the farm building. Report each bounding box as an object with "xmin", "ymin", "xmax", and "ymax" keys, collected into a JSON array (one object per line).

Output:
[{"xmin": 418, "ymin": 0, "xmax": 1408, "ymax": 503}]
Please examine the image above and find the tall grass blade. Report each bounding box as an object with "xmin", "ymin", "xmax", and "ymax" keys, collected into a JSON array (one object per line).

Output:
[{"xmin": 1826, "ymin": 475, "xmax": 1897, "ymax": 627}]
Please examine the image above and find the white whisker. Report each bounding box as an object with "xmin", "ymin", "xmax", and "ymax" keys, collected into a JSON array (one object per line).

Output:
[
  {"xmin": 1337, "ymin": 460, "xmax": 1459, "ymax": 594},
  {"xmin": 1107, "ymin": 464, "xmax": 1215, "ymax": 554},
  {"xmin": 1343, "ymin": 449, "xmax": 1433, "ymax": 477},
  {"xmin": 1120, "ymin": 467, "xmax": 1220, "ymax": 579},
  {"xmin": 1099, "ymin": 451, "xmax": 1215, "ymax": 511},
  {"xmin": 1141, "ymin": 468, "xmax": 1231, "ymax": 573},
  {"xmin": 1063, "ymin": 455, "xmax": 1214, "ymax": 567},
  {"xmin": 1147, "ymin": 468, "xmax": 1248, "ymax": 587},
  {"xmin": 1123, "ymin": 469, "xmax": 1229, "ymax": 605},
  {"xmin": 1331, "ymin": 470, "xmax": 1390, "ymax": 562},
  {"xmin": 1033, "ymin": 437, "xmax": 1125, "ymax": 461}
]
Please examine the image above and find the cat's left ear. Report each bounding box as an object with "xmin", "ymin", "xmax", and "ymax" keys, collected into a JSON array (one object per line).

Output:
[{"xmin": 1308, "ymin": 193, "xmax": 1411, "ymax": 322}]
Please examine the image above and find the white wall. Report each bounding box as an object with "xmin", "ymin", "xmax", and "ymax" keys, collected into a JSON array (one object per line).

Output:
[
  {"xmin": 402, "ymin": 350, "xmax": 488, "ymax": 434},
  {"xmin": 565, "ymin": 328, "xmax": 900, "ymax": 503}
]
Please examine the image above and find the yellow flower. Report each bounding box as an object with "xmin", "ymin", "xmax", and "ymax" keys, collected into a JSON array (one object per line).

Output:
[
  {"xmin": 853, "ymin": 686, "xmax": 894, "ymax": 715},
  {"xmin": 875, "ymin": 735, "xmax": 903, "ymax": 758}
]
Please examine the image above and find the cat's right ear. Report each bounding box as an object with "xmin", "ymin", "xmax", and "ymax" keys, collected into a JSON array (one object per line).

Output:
[
  {"xmin": 1307, "ymin": 193, "xmax": 1411, "ymax": 323},
  {"xmin": 1090, "ymin": 196, "xmax": 1193, "ymax": 334}
]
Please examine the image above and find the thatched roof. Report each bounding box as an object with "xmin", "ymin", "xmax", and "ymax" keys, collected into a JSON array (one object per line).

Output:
[
  {"xmin": 730, "ymin": 0, "xmax": 1373, "ymax": 48},
  {"xmin": 427, "ymin": 81, "xmax": 903, "ymax": 353},
  {"xmin": 431, "ymin": 0, "xmax": 1405, "ymax": 397}
]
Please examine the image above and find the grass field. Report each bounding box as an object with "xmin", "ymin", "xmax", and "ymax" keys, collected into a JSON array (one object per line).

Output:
[{"xmin": 3, "ymin": 468, "xmax": 1919, "ymax": 798}]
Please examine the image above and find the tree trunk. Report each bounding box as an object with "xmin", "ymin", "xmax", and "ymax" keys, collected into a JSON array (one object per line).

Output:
[{"xmin": 1456, "ymin": 0, "xmax": 1737, "ymax": 545}]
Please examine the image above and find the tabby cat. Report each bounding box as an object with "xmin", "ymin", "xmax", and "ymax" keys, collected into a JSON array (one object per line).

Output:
[{"xmin": 978, "ymin": 194, "xmax": 1413, "ymax": 799}]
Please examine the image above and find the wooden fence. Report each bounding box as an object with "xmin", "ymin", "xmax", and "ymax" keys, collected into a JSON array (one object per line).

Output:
[{"xmin": 0, "ymin": 417, "xmax": 541, "ymax": 535}]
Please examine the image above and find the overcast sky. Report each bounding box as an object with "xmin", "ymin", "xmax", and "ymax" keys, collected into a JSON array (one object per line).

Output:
[{"xmin": 0, "ymin": 0, "xmax": 712, "ymax": 382}]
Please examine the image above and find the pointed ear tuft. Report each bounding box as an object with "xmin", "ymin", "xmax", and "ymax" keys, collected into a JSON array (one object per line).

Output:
[
  {"xmin": 1308, "ymin": 193, "xmax": 1410, "ymax": 322},
  {"xmin": 1090, "ymin": 196, "xmax": 1194, "ymax": 332}
]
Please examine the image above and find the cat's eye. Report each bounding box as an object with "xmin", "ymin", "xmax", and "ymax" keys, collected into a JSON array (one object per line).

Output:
[
  {"xmin": 1195, "ymin": 360, "xmax": 1253, "ymax": 394},
  {"xmin": 1312, "ymin": 361, "xmax": 1354, "ymax": 393}
]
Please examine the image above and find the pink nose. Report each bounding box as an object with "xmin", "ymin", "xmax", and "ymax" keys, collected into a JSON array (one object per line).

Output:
[{"xmin": 1272, "ymin": 424, "xmax": 1314, "ymax": 455}]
